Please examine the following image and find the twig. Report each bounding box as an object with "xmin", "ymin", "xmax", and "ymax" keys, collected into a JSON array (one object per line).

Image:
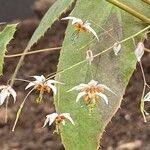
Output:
[
  {"xmin": 12, "ymin": 88, "xmax": 34, "ymax": 131},
  {"xmin": 5, "ymin": 47, "xmax": 61, "ymax": 58},
  {"xmin": 139, "ymin": 61, "xmax": 147, "ymax": 122}
]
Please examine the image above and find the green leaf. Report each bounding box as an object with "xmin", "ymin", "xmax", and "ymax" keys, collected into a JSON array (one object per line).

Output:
[
  {"xmin": 54, "ymin": 0, "xmax": 150, "ymax": 149},
  {"xmin": 0, "ymin": 24, "xmax": 17, "ymax": 75},
  {"xmin": 26, "ymin": 0, "xmax": 75, "ymax": 50}
]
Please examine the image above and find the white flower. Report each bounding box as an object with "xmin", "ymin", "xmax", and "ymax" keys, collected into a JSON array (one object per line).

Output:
[
  {"xmin": 43, "ymin": 112, "xmax": 75, "ymax": 127},
  {"xmin": 25, "ymin": 75, "xmax": 62, "ymax": 95},
  {"xmin": 113, "ymin": 42, "xmax": 121, "ymax": 55},
  {"xmin": 144, "ymin": 92, "xmax": 150, "ymax": 102},
  {"xmin": 135, "ymin": 42, "xmax": 144, "ymax": 62},
  {"xmin": 61, "ymin": 16, "xmax": 99, "ymax": 41},
  {"xmin": 0, "ymin": 85, "xmax": 16, "ymax": 105},
  {"xmin": 86, "ymin": 50, "xmax": 94, "ymax": 65},
  {"xmin": 68, "ymin": 80, "xmax": 115, "ymax": 105}
]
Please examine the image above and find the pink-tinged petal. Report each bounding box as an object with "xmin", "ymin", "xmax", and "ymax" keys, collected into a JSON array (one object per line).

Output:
[
  {"xmin": 62, "ymin": 113, "xmax": 75, "ymax": 125},
  {"xmin": 88, "ymin": 80, "xmax": 98, "ymax": 86},
  {"xmin": 0, "ymin": 89, "xmax": 9, "ymax": 105},
  {"xmin": 43, "ymin": 113, "xmax": 58, "ymax": 127},
  {"xmin": 61, "ymin": 16, "xmax": 83, "ymax": 25},
  {"xmin": 76, "ymin": 92, "xmax": 86, "ymax": 102},
  {"xmin": 8, "ymin": 86, "xmax": 17, "ymax": 103},
  {"xmin": 25, "ymin": 82, "xmax": 36, "ymax": 90},
  {"xmin": 135, "ymin": 42, "xmax": 144, "ymax": 62},
  {"xmin": 0, "ymin": 85, "xmax": 7, "ymax": 90},
  {"xmin": 61, "ymin": 16, "xmax": 77, "ymax": 20},
  {"xmin": 83, "ymin": 23, "xmax": 99, "ymax": 41},
  {"xmin": 96, "ymin": 92, "xmax": 108, "ymax": 104},
  {"xmin": 32, "ymin": 75, "xmax": 46, "ymax": 82},
  {"xmin": 144, "ymin": 92, "xmax": 150, "ymax": 102},
  {"xmin": 98, "ymin": 84, "xmax": 116, "ymax": 95},
  {"xmin": 67, "ymin": 84, "xmax": 88, "ymax": 92},
  {"xmin": 47, "ymin": 84, "xmax": 57, "ymax": 95}
]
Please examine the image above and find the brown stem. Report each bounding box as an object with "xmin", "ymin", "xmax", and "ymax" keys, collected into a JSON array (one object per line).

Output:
[{"xmin": 5, "ymin": 47, "xmax": 61, "ymax": 58}]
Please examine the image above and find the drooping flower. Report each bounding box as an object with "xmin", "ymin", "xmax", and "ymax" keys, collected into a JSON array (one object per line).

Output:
[
  {"xmin": 61, "ymin": 16, "xmax": 99, "ymax": 41},
  {"xmin": 86, "ymin": 50, "xmax": 94, "ymax": 65},
  {"xmin": 140, "ymin": 92, "xmax": 150, "ymax": 122},
  {"xmin": 143, "ymin": 91, "xmax": 150, "ymax": 116},
  {"xmin": 113, "ymin": 42, "xmax": 121, "ymax": 55},
  {"xmin": 43, "ymin": 112, "xmax": 75, "ymax": 134},
  {"xmin": 25, "ymin": 75, "xmax": 63, "ymax": 103},
  {"xmin": 135, "ymin": 42, "xmax": 144, "ymax": 62},
  {"xmin": 68, "ymin": 80, "xmax": 115, "ymax": 113},
  {"xmin": 0, "ymin": 85, "xmax": 16, "ymax": 105}
]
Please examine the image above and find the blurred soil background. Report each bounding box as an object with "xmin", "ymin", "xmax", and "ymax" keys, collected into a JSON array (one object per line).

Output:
[{"xmin": 0, "ymin": 0, "xmax": 150, "ymax": 150}]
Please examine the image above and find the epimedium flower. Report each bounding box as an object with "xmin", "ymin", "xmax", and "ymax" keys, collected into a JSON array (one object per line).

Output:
[
  {"xmin": 68, "ymin": 80, "xmax": 116, "ymax": 113},
  {"xmin": 43, "ymin": 112, "xmax": 75, "ymax": 134},
  {"xmin": 113, "ymin": 42, "xmax": 121, "ymax": 55},
  {"xmin": 86, "ymin": 50, "xmax": 94, "ymax": 65},
  {"xmin": 135, "ymin": 42, "xmax": 145, "ymax": 62},
  {"xmin": 143, "ymin": 91, "xmax": 150, "ymax": 116},
  {"xmin": 61, "ymin": 16, "xmax": 99, "ymax": 41},
  {"xmin": 0, "ymin": 85, "xmax": 16, "ymax": 105},
  {"xmin": 140, "ymin": 91, "xmax": 150, "ymax": 122},
  {"xmin": 25, "ymin": 75, "xmax": 63, "ymax": 103}
]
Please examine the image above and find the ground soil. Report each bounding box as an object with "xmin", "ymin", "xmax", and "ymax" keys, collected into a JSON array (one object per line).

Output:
[{"xmin": 0, "ymin": 0, "xmax": 150, "ymax": 150}]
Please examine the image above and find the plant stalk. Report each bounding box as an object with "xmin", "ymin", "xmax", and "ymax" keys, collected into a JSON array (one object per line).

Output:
[
  {"xmin": 142, "ymin": 0, "xmax": 150, "ymax": 5},
  {"xmin": 106, "ymin": 0, "xmax": 150, "ymax": 23}
]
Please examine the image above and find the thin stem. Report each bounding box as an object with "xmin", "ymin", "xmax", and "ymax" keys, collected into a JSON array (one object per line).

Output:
[
  {"xmin": 12, "ymin": 88, "xmax": 34, "ymax": 131},
  {"xmin": 142, "ymin": 0, "xmax": 150, "ymax": 5},
  {"xmin": 13, "ymin": 78, "xmax": 31, "ymax": 83},
  {"xmin": 46, "ymin": 25, "xmax": 150, "ymax": 80},
  {"xmin": 90, "ymin": 20, "xmax": 119, "ymax": 43},
  {"xmin": 106, "ymin": 0, "xmax": 150, "ymax": 23},
  {"xmin": 5, "ymin": 47, "xmax": 61, "ymax": 58},
  {"xmin": 145, "ymin": 48, "xmax": 150, "ymax": 52},
  {"xmin": 146, "ymin": 83, "xmax": 150, "ymax": 89},
  {"xmin": 139, "ymin": 61, "xmax": 147, "ymax": 122},
  {"xmin": 0, "ymin": 22, "xmax": 6, "ymax": 25}
]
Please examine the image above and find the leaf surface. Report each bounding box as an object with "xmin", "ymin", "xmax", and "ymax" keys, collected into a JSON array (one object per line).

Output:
[{"xmin": 55, "ymin": 0, "xmax": 150, "ymax": 149}]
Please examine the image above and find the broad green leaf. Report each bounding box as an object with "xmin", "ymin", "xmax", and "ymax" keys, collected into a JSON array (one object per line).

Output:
[
  {"xmin": 0, "ymin": 24, "xmax": 17, "ymax": 75},
  {"xmin": 26, "ymin": 0, "xmax": 75, "ymax": 50},
  {"xmin": 55, "ymin": 0, "xmax": 150, "ymax": 150}
]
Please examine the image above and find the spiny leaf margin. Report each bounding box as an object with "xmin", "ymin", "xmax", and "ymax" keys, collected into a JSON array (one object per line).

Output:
[
  {"xmin": 26, "ymin": 0, "xmax": 75, "ymax": 50},
  {"xmin": 0, "ymin": 24, "xmax": 17, "ymax": 75},
  {"xmin": 54, "ymin": 0, "xmax": 150, "ymax": 150}
]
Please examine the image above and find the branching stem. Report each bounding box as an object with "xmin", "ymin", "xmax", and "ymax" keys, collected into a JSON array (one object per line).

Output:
[{"xmin": 46, "ymin": 25, "xmax": 150, "ymax": 80}]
